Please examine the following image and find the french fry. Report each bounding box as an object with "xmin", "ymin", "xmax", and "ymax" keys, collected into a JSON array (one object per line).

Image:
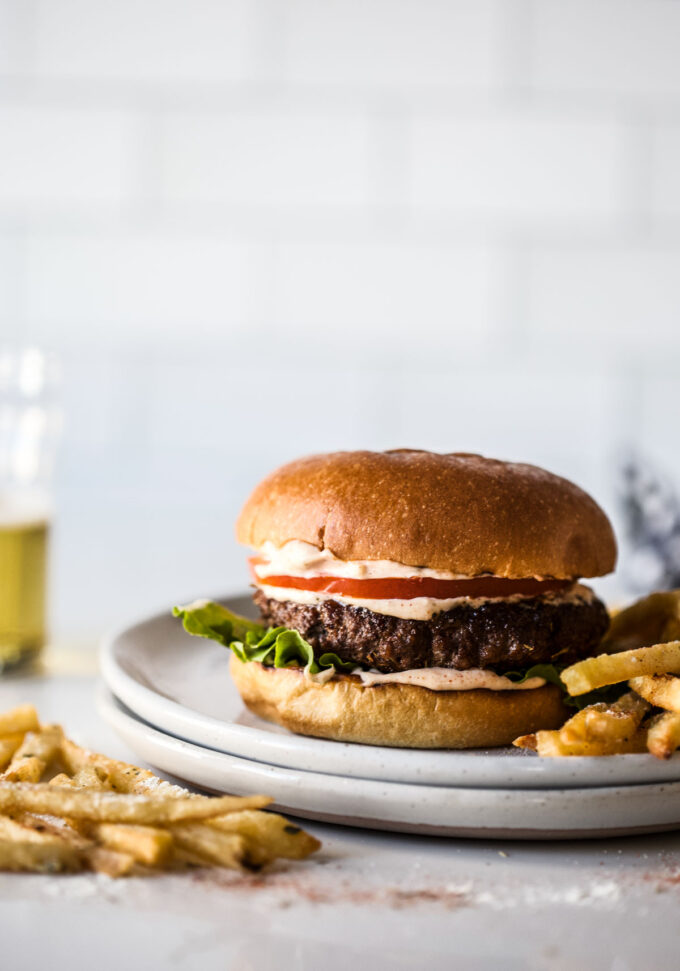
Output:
[
  {"xmin": 61, "ymin": 738, "xmax": 182, "ymax": 796},
  {"xmin": 1, "ymin": 725, "xmax": 65, "ymax": 783},
  {"xmin": 0, "ymin": 837, "xmax": 81, "ymax": 873},
  {"xmin": 0, "ymin": 705, "xmax": 320, "ymax": 876},
  {"xmin": 0, "ymin": 813, "xmax": 60, "ymax": 841},
  {"xmin": 12, "ymin": 725, "xmax": 63, "ymax": 764},
  {"xmin": 0, "ymin": 783, "xmax": 271, "ymax": 823},
  {"xmin": 12, "ymin": 811, "xmax": 141, "ymax": 876},
  {"xmin": 1, "ymin": 756, "xmax": 46, "ymax": 783},
  {"xmin": 49, "ymin": 752, "xmax": 166, "ymax": 869},
  {"xmin": 611, "ymin": 691, "xmax": 651, "ymax": 716},
  {"xmin": 647, "ymin": 711, "xmax": 680, "ymax": 760},
  {"xmin": 0, "ymin": 734, "xmax": 26, "ymax": 771},
  {"xmin": 512, "ymin": 733, "xmax": 537, "ymax": 751},
  {"xmin": 11, "ymin": 798, "xmax": 235, "ymax": 873},
  {"xmin": 0, "ymin": 705, "xmax": 39, "ymax": 737},
  {"xmin": 603, "ymin": 590, "xmax": 680, "ymax": 652},
  {"xmin": 553, "ymin": 704, "xmax": 607, "ymax": 740},
  {"xmin": 537, "ymin": 700, "xmax": 641, "ymax": 743},
  {"xmin": 530, "ymin": 728, "xmax": 648, "ymax": 757},
  {"xmin": 567, "ymin": 693, "xmax": 650, "ymax": 742},
  {"xmin": 515, "ymin": 694, "xmax": 650, "ymax": 757},
  {"xmin": 171, "ymin": 846, "xmax": 217, "ymax": 868},
  {"xmin": 71, "ymin": 766, "xmax": 111, "ymax": 791},
  {"xmin": 169, "ymin": 824, "xmax": 248, "ymax": 869},
  {"xmin": 48, "ymin": 768, "xmax": 148, "ymax": 860},
  {"xmin": 83, "ymin": 846, "xmax": 138, "ymax": 877},
  {"xmin": 14, "ymin": 811, "xmax": 92, "ymax": 851},
  {"xmin": 0, "ymin": 814, "xmax": 85, "ymax": 873},
  {"xmin": 629, "ymin": 674, "xmax": 680, "ymax": 713},
  {"xmin": 49, "ymin": 767, "xmax": 111, "ymax": 791},
  {"xmin": 88, "ymin": 824, "xmax": 172, "ymax": 866},
  {"xmin": 209, "ymin": 811, "xmax": 321, "ymax": 865},
  {"xmin": 15, "ymin": 817, "xmax": 139, "ymax": 877},
  {"xmin": 561, "ymin": 641, "xmax": 680, "ymax": 695}
]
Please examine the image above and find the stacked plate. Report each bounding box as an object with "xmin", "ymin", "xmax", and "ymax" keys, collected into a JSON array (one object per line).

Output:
[{"xmin": 100, "ymin": 594, "xmax": 680, "ymax": 840}]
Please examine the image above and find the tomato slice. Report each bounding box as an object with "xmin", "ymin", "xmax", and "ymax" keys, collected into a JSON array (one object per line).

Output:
[{"xmin": 249, "ymin": 558, "xmax": 570, "ymax": 601}]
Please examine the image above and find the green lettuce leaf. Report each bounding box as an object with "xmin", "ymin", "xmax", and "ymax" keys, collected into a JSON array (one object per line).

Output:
[
  {"xmin": 505, "ymin": 662, "xmax": 620, "ymax": 709},
  {"xmin": 506, "ymin": 663, "xmax": 565, "ymax": 688},
  {"xmin": 172, "ymin": 600, "xmax": 356, "ymax": 677}
]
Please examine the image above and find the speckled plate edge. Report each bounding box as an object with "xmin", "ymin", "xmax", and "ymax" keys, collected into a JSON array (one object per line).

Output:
[{"xmin": 98, "ymin": 686, "xmax": 680, "ymax": 840}]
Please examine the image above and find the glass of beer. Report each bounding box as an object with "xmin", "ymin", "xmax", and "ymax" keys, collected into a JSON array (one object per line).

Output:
[{"xmin": 0, "ymin": 349, "xmax": 61, "ymax": 672}]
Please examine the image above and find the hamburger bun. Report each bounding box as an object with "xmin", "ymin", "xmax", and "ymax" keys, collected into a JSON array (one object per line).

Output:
[
  {"xmin": 231, "ymin": 449, "xmax": 614, "ymax": 749},
  {"xmin": 236, "ymin": 450, "xmax": 616, "ymax": 578},
  {"xmin": 230, "ymin": 655, "xmax": 569, "ymax": 749}
]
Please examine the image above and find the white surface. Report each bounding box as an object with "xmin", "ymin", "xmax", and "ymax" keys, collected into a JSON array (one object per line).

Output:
[
  {"xmin": 102, "ymin": 596, "xmax": 680, "ymax": 791},
  {"xmin": 3, "ymin": 663, "xmax": 680, "ymax": 970},
  {"xmin": 100, "ymin": 686, "xmax": 680, "ymax": 841}
]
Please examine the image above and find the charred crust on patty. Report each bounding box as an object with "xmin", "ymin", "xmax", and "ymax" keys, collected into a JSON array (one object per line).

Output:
[{"xmin": 253, "ymin": 588, "xmax": 610, "ymax": 674}]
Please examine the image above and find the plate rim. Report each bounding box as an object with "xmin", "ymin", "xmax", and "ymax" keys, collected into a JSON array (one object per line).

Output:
[{"xmin": 98, "ymin": 686, "xmax": 680, "ymax": 841}]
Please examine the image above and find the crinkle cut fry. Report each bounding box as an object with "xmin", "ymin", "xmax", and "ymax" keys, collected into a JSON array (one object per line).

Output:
[
  {"xmin": 629, "ymin": 674, "xmax": 680, "ymax": 713},
  {"xmin": 647, "ymin": 711, "xmax": 680, "ymax": 760},
  {"xmin": 514, "ymin": 692, "xmax": 650, "ymax": 757}
]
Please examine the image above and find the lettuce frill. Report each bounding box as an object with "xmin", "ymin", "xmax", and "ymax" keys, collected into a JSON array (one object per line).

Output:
[{"xmin": 173, "ymin": 600, "xmax": 356, "ymax": 680}]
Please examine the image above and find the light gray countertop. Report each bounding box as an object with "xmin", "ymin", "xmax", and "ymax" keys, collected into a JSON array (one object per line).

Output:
[{"xmin": 1, "ymin": 656, "xmax": 679, "ymax": 971}]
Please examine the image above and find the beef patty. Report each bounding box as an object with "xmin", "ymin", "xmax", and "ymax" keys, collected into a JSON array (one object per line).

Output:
[{"xmin": 253, "ymin": 587, "xmax": 609, "ymax": 673}]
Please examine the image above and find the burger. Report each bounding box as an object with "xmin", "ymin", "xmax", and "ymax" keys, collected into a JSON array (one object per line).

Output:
[{"xmin": 175, "ymin": 450, "xmax": 616, "ymax": 748}]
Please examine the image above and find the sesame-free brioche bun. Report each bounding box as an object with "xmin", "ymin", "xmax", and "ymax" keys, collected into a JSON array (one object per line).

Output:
[
  {"xmin": 229, "ymin": 655, "xmax": 568, "ymax": 749},
  {"xmin": 236, "ymin": 450, "xmax": 616, "ymax": 579}
]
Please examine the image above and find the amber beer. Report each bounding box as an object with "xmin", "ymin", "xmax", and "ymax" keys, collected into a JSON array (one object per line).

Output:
[{"xmin": 0, "ymin": 504, "xmax": 49, "ymax": 669}]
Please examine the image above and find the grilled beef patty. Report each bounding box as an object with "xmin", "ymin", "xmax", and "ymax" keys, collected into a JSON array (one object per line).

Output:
[{"xmin": 253, "ymin": 588, "xmax": 609, "ymax": 673}]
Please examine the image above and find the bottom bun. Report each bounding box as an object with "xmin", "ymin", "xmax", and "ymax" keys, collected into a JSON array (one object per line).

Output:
[{"xmin": 229, "ymin": 656, "xmax": 568, "ymax": 749}]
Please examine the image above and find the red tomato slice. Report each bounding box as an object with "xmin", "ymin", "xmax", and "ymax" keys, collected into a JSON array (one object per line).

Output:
[{"xmin": 249, "ymin": 558, "xmax": 570, "ymax": 601}]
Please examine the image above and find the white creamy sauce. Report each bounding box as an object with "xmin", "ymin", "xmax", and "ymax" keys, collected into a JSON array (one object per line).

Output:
[
  {"xmin": 256, "ymin": 583, "xmax": 473, "ymax": 619},
  {"xmin": 353, "ymin": 667, "xmax": 546, "ymax": 691},
  {"xmin": 256, "ymin": 540, "xmax": 489, "ymax": 581},
  {"xmin": 256, "ymin": 581, "xmax": 595, "ymax": 621}
]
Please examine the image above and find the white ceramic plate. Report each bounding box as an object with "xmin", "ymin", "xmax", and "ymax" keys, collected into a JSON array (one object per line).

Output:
[
  {"xmin": 100, "ymin": 594, "xmax": 680, "ymax": 791},
  {"xmin": 99, "ymin": 687, "xmax": 680, "ymax": 839}
]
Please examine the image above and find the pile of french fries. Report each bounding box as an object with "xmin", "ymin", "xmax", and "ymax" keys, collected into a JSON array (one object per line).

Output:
[
  {"xmin": 0, "ymin": 704, "xmax": 320, "ymax": 876},
  {"xmin": 515, "ymin": 590, "xmax": 680, "ymax": 759}
]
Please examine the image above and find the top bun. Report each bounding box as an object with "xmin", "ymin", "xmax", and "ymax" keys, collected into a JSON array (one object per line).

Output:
[{"xmin": 236, "ymin": 450, "xmax": 617, "ymax": 579}]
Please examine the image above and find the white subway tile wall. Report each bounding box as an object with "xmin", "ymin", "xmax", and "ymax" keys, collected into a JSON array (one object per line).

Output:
[
  {"xmin": 0, "ymin": 106, "xmax": 134, "ymax": 211},
  {"xmin": 651, "ymin": 125, "xmax": 680, "ymax": 220},
  {"xmin": 22, "ymin": 232, "xmax": 265, "ymax": 337},
  {"xmin": 161, "ymin": 110, "xmax": 377, "ymax": 209},
  {"xmin": 527, "ymin": 246, "xmax": 680, "ymax": 352},
  {"xmin": 268, "ymin": 241, "xmax": 500, "ymax": 343},
  {"xmin": 0, "ymin": 0, "xmax": 678, "ymax": 639},
  {"xmin": 410, "ymin": 111, "xmax": 629, "ymax": 226},
  {"xmin": 279, "ymin": 0, "xmax": 503, "ymax": 88},
  {"xmin": 30, "ymin": 0, "xmax": 262, "ymax": 83},
  {"xmin": 532, "ymin": 0, "xmax": 680, "ymax": 98}
]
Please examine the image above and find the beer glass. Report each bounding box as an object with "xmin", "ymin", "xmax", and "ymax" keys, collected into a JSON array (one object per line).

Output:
[{"xmin": 0, "ymin": 349, "xmax": 61, "ymax": 671}]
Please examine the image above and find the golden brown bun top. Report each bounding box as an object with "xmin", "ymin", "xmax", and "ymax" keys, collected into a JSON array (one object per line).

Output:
[{"xmin": 236, "ymin": 450, "xmax": 617, "ymax": 578}]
